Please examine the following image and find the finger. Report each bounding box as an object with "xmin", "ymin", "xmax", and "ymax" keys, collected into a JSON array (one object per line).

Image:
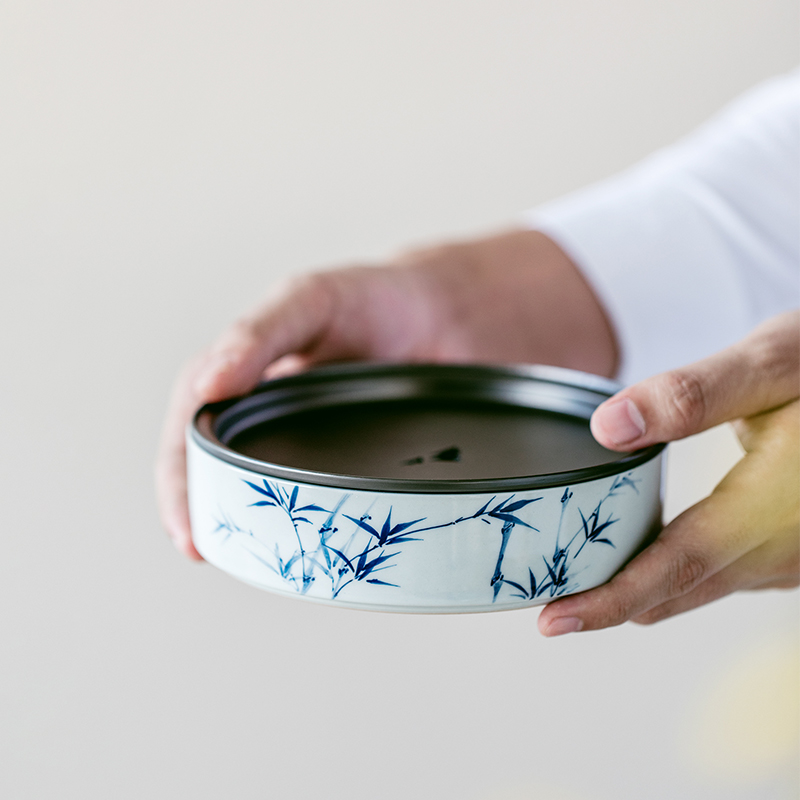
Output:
[
  {"xmin": 155, "ymin": 357, "xmax": 206, "ymax": 560},
  {"xmin": 630, "ymin": 568, "xmax": 751, "ymax": 624},
  {"xmin": 154, "ymin": 349, "xmax": 315, "ymax": 557},
  {"xmin": 155, "ymin": 269, "xmax": 371, "ymax": 560},
  {"xmin": 733, "ymin": 396, "xmax": 800, "ymax": 455},
  {"xmin": 154, "ymin": 271, "xmax": 351, "ymax": 559},
  {"xmin": 192, "ymin": 272, "xmax": 338, "ymax": 401},
  {"xmin": 541, "ymin": 394, "xmax": 800, "ymax": 635},
  {"xmin": 262, "ymin": 353, "xmax": 313, "ymax": 381},
  {"xmin": 537, "ymin": 489, "xmax": 763, "ymax": 636},
  {"xmin": 632, "ymin": 533, "xmax": 800, "ymax": 625},
  {"xmin": 631, "ymin": 571, "xmax": 795, "ymax": 626},
  {"xmin": 591, "ymin": 310, "xmax": 800, "ymax": 450},
  {"xmin": 154, "ymin": 444, "xmax": 201, "ymax": 561}
]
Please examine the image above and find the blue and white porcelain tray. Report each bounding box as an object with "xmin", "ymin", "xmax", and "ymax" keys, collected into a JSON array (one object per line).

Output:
[{"xmin": 187, "ymin": 363, "xmax": 664, "ymax": 613}]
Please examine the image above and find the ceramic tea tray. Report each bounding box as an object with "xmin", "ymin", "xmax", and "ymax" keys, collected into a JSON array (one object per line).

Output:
[{"xmin": 188, "ymin": 363, "xmax": 664, "ymax": 612}]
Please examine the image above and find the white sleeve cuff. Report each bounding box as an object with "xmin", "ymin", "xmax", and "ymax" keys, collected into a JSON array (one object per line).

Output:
[
  {"xmin": 522, "ymin": 70, "xmax": 800, "ymax": 385},
  {"xmin": 524, "ymin": 173, "xmax": 754, "ymax": 385}
]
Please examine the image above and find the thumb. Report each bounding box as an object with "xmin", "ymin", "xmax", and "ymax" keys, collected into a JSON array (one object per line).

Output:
[
  {"xmin": 192, "ymin": 273, "xmax": 336, "ymax": 401},
  {"xmin": 591, "ymin": 311, "xmax": 800, "ymax": 450}
]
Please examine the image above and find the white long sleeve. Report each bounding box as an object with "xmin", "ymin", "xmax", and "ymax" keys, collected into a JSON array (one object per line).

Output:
[{"xmin": 523, "ymin": 70, "xmax": 800, "ymax": 385}]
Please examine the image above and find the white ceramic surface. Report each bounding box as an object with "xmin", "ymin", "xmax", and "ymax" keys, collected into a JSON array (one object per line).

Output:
[{"xmin": 187, "ymin": 434, "xmax": 663, "ymax": 613}]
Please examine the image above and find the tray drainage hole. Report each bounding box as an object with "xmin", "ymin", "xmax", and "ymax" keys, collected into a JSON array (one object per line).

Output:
[
  {"xmin": 403, "ymin": 446, "xmax": 462, "ymax": 467},
  {"xmin": 433, "ymin": 447, "xmax": 461, "ymax": 462}
]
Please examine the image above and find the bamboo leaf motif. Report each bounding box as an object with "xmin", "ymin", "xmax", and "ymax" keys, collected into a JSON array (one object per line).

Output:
[
  {"xmin": 503, "ymin": 498, "xmax": 540, "ymax": 514},
  {"xmin": 379, "ymin": 510, "xmax": 393, "ymax": 546},
  {"xmin": 486, "ymin": 496, "xmax": 541, "ymax": 530},
  {"xmin": 220, "ymin": 470, "xmax": 639, "ymax": 604},
  {"xmin": 357, "ymin": 551, "xmax": 399, "ymax": 579},
  {"xmin": 322, "ymin": 545, "xmax": 354, "ymax": 573},
  {"xmin": 388, "ymin": 518, "xmax": 426, "ymax": 536},
  {"xmin": 244, "ymin": 480, "xmax": 279, "ymax": 502},
  {"xmin": 385, "ymin": 535, "xmax": 421, "ymax": 545},
  {"xmin": 490, "ymin": 473, "xmax": 637, "ymax": 604},
  {"xmin": 355, "ymin": 545, "xmax": 370, "ymax": 576},
  {"xmin": 343, "ymin": 514, "xmax": 380, "ymax": 540},
  {"xmin": 472, "ymin": 497, "xmax": 495, "ymax": 517},
  {"xmin": 500, "ymin": 578, "xmax": 527, "ymax": 595},
  {"xmin": 296, "ymin": 504, "xmax": 328, "ymax": 513}
]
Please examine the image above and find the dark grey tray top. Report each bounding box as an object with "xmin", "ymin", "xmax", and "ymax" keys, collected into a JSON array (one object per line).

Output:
[{"xmin": 192, "ymin": 363, "xmax": 664, "ymax": 493}]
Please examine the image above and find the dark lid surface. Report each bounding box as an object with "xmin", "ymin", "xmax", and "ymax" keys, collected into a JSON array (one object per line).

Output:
[{"xmin": 192, "ymin": 363, "xmax": 664, "ymax": 493}]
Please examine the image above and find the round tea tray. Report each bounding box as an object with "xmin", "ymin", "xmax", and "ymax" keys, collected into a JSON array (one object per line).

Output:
[{"xmin": 188, "ymin": 363, "xmax": 664, "ymax": 613}]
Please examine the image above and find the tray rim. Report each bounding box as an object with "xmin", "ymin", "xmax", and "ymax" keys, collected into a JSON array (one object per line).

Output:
[{"xmin": 190, "ymin": 362, "xmax": 665, "ymax": 494}]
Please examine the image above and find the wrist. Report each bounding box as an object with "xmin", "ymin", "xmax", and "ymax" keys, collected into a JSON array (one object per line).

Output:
[{"xmin": 399, "ymin": 229, "xmax": 620, "ymax": 376}]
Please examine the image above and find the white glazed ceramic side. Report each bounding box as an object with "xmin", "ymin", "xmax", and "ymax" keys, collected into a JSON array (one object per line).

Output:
[{"xmin": 187, "ymin": 433, "xmax": 663, "ymax": 613}]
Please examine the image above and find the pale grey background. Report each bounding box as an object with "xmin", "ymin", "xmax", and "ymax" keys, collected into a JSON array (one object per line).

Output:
[{"xmin": 1, "ymin": 2, "xmax": 797, "ymax": 799}]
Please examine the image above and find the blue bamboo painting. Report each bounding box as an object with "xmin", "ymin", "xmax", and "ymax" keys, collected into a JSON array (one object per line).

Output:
[
  {"xmin": 493, "ymin": 474, "xmax": 639, "ymax": 601},
  {"xmin": 211, "ymin": 472, "xmax": 639, "ymax": 604}
]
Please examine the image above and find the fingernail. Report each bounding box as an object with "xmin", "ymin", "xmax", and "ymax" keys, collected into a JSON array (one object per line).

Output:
[
  {"xmin": 544, "ymin": 617, "xmax": 584, "ymax": 637},
  {"xmin": 193, "ymin": 352, "xmax": 237, "ymax": 395},
  {"xmin": 598, "ymin": 397, "xmax": 646, "ymax": 446}
]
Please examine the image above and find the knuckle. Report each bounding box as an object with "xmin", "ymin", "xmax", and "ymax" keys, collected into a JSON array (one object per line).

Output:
[
  {"xmin": 748, "ymin": 315, "xmax": 799, "ymax": 385},
  {"xmin": 235, "ymin": 271, "xmax": 334, "ymax": 339},
  {"xmin": 665, "ymin": 548, "xmax": 709, "ymax": 596},
  {"xmin": 282, "ymin": 270, "xmax": 340, "ymax": 321},
  {"xmin": 229, "ymin": 315, "xmax": 260, "ymax": 339},
  {"xmin": 660, "ymin": 369, "xmax": 707, "ymax": 435},
  {"xmin": 633, "ymin": 607, "xmax": 669, "ymax": 626},
  {"xmin": 597, "ymin": 582, "xmax": 637, "ymax": 627},
  {"xmin": 285, "ymin": 270, "xmax": 328, "ymax": 298},
  {"xmin": 219, "ymin": 318, "xmax": 261, "ymax": 355}
]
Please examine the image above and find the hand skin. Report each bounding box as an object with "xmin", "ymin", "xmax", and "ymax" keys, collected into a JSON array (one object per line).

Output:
[
  {"xmin": 155, "ymin": 234, "xmax": 799, "ymax": 635},
  {"xmin": 155, "ymin": 229, "xmax": 618, "ymax": 560},
  {"xmin": 539, "ymin": 311, "xmax": 800, "ymax": 636}
]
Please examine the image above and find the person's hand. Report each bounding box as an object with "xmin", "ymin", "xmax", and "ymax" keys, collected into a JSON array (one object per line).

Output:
[
  {"xmin": 155, "ymin": 230, "xmax": 618, "ymax": 558},
  {"xmin": 538, "ymin": 311, "xmax": 800, "ymax": 636}
]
